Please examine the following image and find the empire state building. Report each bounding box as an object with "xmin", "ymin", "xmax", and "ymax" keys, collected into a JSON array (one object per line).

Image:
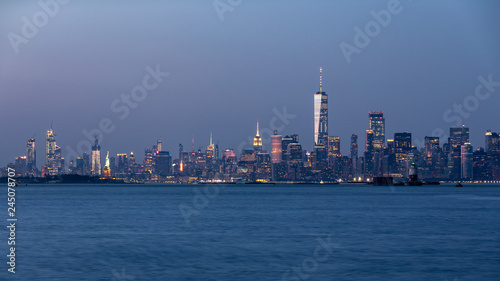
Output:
[{"xmin": 314, "ymin": 67, "xmax": 328, "ymax": 146}]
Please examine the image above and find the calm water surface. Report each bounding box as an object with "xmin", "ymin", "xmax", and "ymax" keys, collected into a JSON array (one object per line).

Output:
[{"xmin": 2, "ymin": 184, "xmax": 499, "ymax": 280}]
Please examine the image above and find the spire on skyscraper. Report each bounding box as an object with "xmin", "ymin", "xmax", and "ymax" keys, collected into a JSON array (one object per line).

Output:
[
  {"xmin": 319, "ymin": 67, "xmax": 323, "ymax": 93},
  {"xmin": 253, "ymin": 120, "xmax": 262, "ymax": 152}
]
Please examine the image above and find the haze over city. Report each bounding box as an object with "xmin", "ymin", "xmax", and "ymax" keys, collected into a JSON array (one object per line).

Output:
[{"xmin": 1, "ymin": 0, "xmax": 500, "ymax": 167}]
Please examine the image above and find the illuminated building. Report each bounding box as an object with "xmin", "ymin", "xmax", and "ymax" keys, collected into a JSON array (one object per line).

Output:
[
  {"xmin": 364, "ymin": 130, "xmax": 375, "ymax": 178},
  {"xmin": 314, "ymin": 67, "xmax": 328, "ymax": 146},
  {"xmin": 144, "ymin": 148, "xmax": 154, "ymax": 173},
  {"xmin": 281, "ymin": 135, "xmax": 294, "ymax": 162},
  {"xmin": 155, "ymin": 151, "xmax": 172, "ymax": 176},
  {"xmin": 394, "ymin": 132, "xmax": 412, "ymax": 176},
  {"xmin": 271, "ymin": 130, "xmax": 282, "ymax": 163},
  {"xmin": 102, "ymin": 151, "xmax": 111, "ymax": 179},
  {"xmin": 46, "ymin": 128, "xmax": 63, "ymax": 176},
  {"xmin": 448, "ymin": 126, "xmax": 469, "ymax": 180},
  {"xmin": 368, "ymin": 111, "xmax": 385, "ymax": 149},
  {"xmin": 26, "ymin": 138, "xmax": 36, "ymax": 176},
  {"xmin": 461, "ymin": 143, "xmax": 473, "ymax": 180},
  {"xmin": 485, "ymin": 130, "xmax": 499, "ymax": 153},
  {"xmin": 350, "ymin": 134, "xmax": 358, "ymax": 176},
  {"xmin": 14, "ymin": 156, "xmax": 27, "ymax": 176},
  {"xmin": 91, "ymin": 137, "xmax": 101, "ymax": 176},
  {"xmin": 206, "ymin": 133, "xmax": 215, "ymax": 157},
  {"xmin": 473, "ymin": 147, "xmax": 490, "ymax": 180},
  {"xmin": 253, "ymin": 121, "xmax": 262, "ymax": 152}
]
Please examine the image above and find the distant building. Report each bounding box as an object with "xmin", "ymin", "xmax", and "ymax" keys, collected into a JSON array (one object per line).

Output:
[
  {"xmin": 253, "ymin": 121, "xmax": 262, "ymax": 152},
  {"xmin": 91, "ymin": 137, "xmax": 101, "ymax": 176},
  {"xmin": 350, "ymin": 134, "xmax": 358, "ymax": 177},
  {"xmin": 314, "ymin": 67, "xmax": 328, "ymax": 146},
  {"xmin": 26, "ymin": 138, "xmax": 36, "ymax": 176},
  {"xmin": 394, "ymin": 132, "xmax": 412, "ymax": 176},
  {"xmin": 368, "ymin": 111, "xmax": 385, "ymax": 150},
  {"xmin": 271, "ymin": 130, "xmax": 282, "ymax": 163},
  {"xmin": 461, "ymin": 143, "xmax": 473, "ymax": 180}
]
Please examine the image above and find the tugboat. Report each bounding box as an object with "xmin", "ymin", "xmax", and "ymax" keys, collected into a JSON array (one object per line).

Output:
[{"xmin": 405, "ymin": 162, "xmax": 423, "ymax": 186}]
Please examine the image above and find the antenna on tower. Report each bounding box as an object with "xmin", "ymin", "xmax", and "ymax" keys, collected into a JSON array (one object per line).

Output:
[
  {"xmin": 319, "ymin": 67, "xmax": 323, "ymax": 92},
  {"xmin": 192, "ymin": 135, "xmax": 195, "ymax": 153}
]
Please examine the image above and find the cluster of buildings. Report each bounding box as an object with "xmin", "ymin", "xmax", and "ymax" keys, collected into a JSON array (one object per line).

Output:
[{"xmin": 3, "ymin": 69, "xmax": 500, "ymax": 183}]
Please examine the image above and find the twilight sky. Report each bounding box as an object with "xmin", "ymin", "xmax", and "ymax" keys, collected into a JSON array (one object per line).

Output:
[{"xmin": 1, "ymin": 0, "xmax": 500, "ymax": 168}]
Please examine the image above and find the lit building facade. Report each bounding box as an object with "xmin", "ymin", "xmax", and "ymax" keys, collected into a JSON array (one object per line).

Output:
[
  {"xmin": 368, "ymin": 111, "xmax": 385, "ymax": 150},
  {"xmin": 314, "ymin": 67, "xmax": 328, "ymax": 146},
  {"xmin": 91, "ymin": 137, "xmax": 101, "ymax": 176}
]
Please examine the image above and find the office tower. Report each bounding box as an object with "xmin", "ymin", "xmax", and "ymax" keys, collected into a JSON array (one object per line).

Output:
[
  {"xmin": 157, "ymin": 140, "xmax": 162, "ymax": 153},
  {"xmin": 102, "ymin": 151, "xmax": 111, "ymax": 179},
  {"xmin": 449, "ymin": 126, "xmax": 470, "ymax": 149},
  {"xmin": 314, "ymin": 67, "xmax": 328, "ymax": 146},
  {"xmin": 144, "ymin": 148, "xmax": 154, "ymax": 173},
  {"xmin": 313, "ymin": 145, "xmax": 328, "ymax": 171},
  {"xmin": 91, "ymin": 137, "xmax": 101, "ymax": 176},
  {"xmin": 281, "ymin": 135, "xmax": 294, "ymax": 162},
  {"xmin": 473, "ymin": 148, "xmax": 490, "ymax": 180},
  {"xmin": 253, "ymin": 121, "xmax": 263, "ymax": 152},
  {"xmin": 271, "ymin": 130, "xmax": 283, "ymax": 163},
  {"xmin": 129, "ymin": 152, "xmax": 135, "ymax": 166},
  {"xmin": 485, "ymin": 130, "xmax": 499, "ymax": 153},
  {"xmin": 394, "ymin": 132, "xmax": 412, "ymax": 175},
  {"xmin": 287, "ymin": 143, "xmax": 303, "ymax": 163},
  {"xmin": 350, "ymin": 134, "xmax": 358, "ymax": 176},
  {"xmin": 76, "ymin": 157, "xmax": 84, "ymax": 175},
  {"xmin": 82, "ymin": 152, "xmax": 90, "ymax": 175},
  {"xmin": 26, "ymin": 138, "xmax": 36, "ymax": 176},
  {"xmin": 328, "ymin": 136, "xmax": 341, "ymax": 173},
  {"xmin": 328, "ymin": 136, "xmax": 341, "ymax": 158},
  {"xmin": 448, "ymin": 126, "xmax": 469, "ymax": 180},
  {"xmin": 206, "ymin": 133, "xmax": 215, "ymax": 157},
  {"xmin": 117, "ymin": 153, "xmax": 128, "ymax": 173},
  {"xmin": 155, "ymin": 151, "xmax": 172, "ymax": 176},
  {"xmin": 368, "ymin": 111, "xmax": 385, "ymax": 149},
  {"xmin": 364, "ymin": 130, "xmax": 375, "ymax": 178},
  {"xmin": 14, "ymin": 156, "xmax": 28, "ymax": 176},
  {"xmin": 461, "ymin": 143, "xmax": 473, "ymax": 180},
  {"xmin": 424, "ymin": 137, "xmax": 440, "ymax": 159},
  {"xmin": 178, "ymin": 144, "xmax": 184, "ymax": 160}
]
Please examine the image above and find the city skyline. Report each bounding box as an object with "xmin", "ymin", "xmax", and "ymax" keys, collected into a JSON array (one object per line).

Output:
[{"xmin": 1, "ymin": 1, "xmax": 500, "ymax": 169}]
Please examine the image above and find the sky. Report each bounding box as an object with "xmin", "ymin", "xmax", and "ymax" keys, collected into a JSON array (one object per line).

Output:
[{"xmin": 1, "ymin": 0, "xmax": 500, "ymax": 168}]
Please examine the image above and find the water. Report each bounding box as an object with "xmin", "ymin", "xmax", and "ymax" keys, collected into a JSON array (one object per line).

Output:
[{"xmin": 2, "ymin": 184, "xmax": 500, "ymax": 281}]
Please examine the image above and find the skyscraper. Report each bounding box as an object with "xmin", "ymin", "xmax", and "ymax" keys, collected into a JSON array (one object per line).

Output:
[
  {"xmin": 91, "ymin": 137, "xmax": 101, "ymax": 176},
  {"xmin": 271, "ymin": 130, "xmax": 282, "ymax": 163},
  {"xmin": 314, "ymin": 67, "xmax": 328, "ymax": 146},
  {"xmin": 253, "ymin": 121, "xmax": 262, "ymax": 152},
  {"xmin": 364, "ymin": 130, "xmax": 375, "ymax": 178},
  {"xmin": 46, "ymin": 128, "xmax": 62, "ymax": 176},
  {"xmin": 368, "ymin": 111, "xmax": 385, "ymax": 149},
  {"xmin": 461, "ymin": 143, "xmax": 473, "ymax": 180},
  {"xmin": 485, "ymin": 130, "xmax": 499, "ymax": 153},
  {"xmin": 27, "ymin": 138, "xmax": 36, "ymax": 176},
  {"xmin": 350, "ymin": 134, "xmax": 358, "ymax": 176},
  {"xmin": 394, "ymin": 132, "xmax": 412, "ymax": 175}
]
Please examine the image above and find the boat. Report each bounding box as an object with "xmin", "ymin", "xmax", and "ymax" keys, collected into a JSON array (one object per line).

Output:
[{"xmin": 456, "ymin": 182, "xmax": 463, "ymax": 187}]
